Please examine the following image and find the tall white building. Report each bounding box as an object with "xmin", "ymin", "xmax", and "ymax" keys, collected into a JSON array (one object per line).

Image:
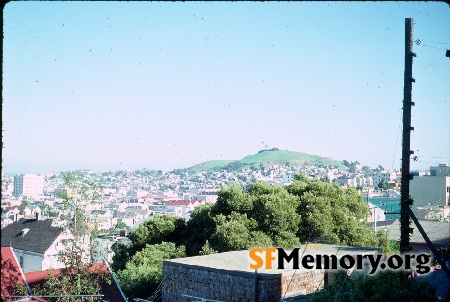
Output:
[
  {"xmin": 14, "ymin": 174, "xmax": 44, "ymax": 197},
  {"xmin": 410, "ymin": 165, "xmax": 450, "ymax": 208}
]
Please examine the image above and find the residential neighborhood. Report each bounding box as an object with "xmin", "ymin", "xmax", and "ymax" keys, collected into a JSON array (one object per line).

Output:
[{"xmin": 1, "ymin": 161, "xmax": 449, "ymax": 301}]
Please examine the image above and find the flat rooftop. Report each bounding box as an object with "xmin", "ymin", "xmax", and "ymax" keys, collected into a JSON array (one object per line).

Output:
[{"xmin": 164, "ymin": 244, "xmax": 381, "ymax": 277}]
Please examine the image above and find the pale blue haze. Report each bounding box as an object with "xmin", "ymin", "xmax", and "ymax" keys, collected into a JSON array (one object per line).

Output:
[{"xmin": 3, "ymin": 2, "xmax": 450, "ymax": 173}]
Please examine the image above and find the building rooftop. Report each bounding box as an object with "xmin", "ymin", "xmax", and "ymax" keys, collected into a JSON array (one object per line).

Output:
[
  {"xmin": 164, "ymin": 244, "xmax": 380, "ymax": 277},
  {"xmin": 1, "ymin": 219, "xmax": 63, "ymax": 254},
  {"xmin": 384, "ymin": 220, "xmax": 450, "ymax": 246}
]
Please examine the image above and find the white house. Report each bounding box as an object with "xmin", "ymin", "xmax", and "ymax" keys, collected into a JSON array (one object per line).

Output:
[
  {"xmin": 366, "ymin": 170, "xmax": 397, "ymax": 187},
  {"xmin": 1, "ymin": 218, "xmax": 90, "ymax": 273}
]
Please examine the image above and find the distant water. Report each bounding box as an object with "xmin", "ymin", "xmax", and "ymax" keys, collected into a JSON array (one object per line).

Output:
[{"xmin": 367, "ymin": 197, "xmax": 400, "ymax": 220}]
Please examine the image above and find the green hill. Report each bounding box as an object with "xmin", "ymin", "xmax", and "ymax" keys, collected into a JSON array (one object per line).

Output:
[
  {"xmin": 186, "ymin": 150, "xmax": 347, "ymax": 172},
  {"xmin": 188, "ymin": 160, "xmax": 236, "ymax": 171}
]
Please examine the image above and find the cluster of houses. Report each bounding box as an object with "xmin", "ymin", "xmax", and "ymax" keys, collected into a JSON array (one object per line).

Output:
[{"xmin": 1, "ymin": 163, "xmax": 449, "ymax": 301}]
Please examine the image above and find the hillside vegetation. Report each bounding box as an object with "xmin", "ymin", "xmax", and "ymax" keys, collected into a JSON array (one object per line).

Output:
[{"xmin": 187, "ymin": 149, "xmax": 347, "ymax": 172}]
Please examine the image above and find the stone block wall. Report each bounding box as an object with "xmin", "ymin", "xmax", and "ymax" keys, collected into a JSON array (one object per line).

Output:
[{"xmin": 162, "ymin": 262, "xmax": 326, "ymax": 302}]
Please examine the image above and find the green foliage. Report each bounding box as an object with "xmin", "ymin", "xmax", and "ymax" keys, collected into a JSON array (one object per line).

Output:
[
  {"xmin": 209, "ymin": 213, "xmax": 256, "ymax": 252},
  {"xmin": 287, "ymin": 178, "xmax": 390, "ymax": 252},
  {"xmin": 310, "ymin": 270, "xmax": 437, "ymax": 302},
  {"xmin": 114, "ymin": 178, "xmax": 395, "ymax": 300},
  {"xmin": 184, "ymin": 203, "xmax": 216, "ymax": 256},
  {"xmin": 114, "ymin": 221, "xmax": 127, "ymax": 230},
  {"xmin": 431, "ymin": 245, "xmax": 450, "ymax": 266},
  {"xmin": 226, "ymin": 161, "xmax": 243, "ymax": 172},
  {"xmin": 342, "ymin": 159, "xmax": 360, "ymax": 173},
  {"xmin": 389, "ymin": 239, "xmax": 401, "ymax": 255},
  {"xmin": 211, "ymin": 183, "xmax": 250, "ymax": 216},
  {"xmin": 111, "ymin": 242, "xmax": 130, "ymax": 272},
  {"xmin": 246, "ymin": 182, "xmax": 300, "ymax": 247},
  {"xmin": 116, "ymin": 242, "xmax": 185, "ymax": 300},
  {"xmin": 204, "ymin": 182, "xmax": 301, "ymax": 252},
  {"xmin": 128, "ymin": 215, "xmax": 186, "ymax": 255},
  {"xmin": 199, "ymin": 240, "xmax": 217, "ymax": 256},
  {"xmin": 30, "ymin": 266, "xmax": 112, "ymax": 302},
  {"xmin": 186, "ymin": 150, "xmax": 348, "ymax": 172},
  {"xmin": 294, "ymin": 173, "xmax": 309, "ymax": 182},
  {"xmin": 378, "ymin": 178, "xmax": 391, "ymax": 190}
]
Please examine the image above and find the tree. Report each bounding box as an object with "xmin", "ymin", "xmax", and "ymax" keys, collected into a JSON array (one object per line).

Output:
[
  {"xmin": 116, "ymin": 242, "xmax": 186, "ymax": 301},
  {"xmin": 111, "ymin": 178, "xmax": 396, "ymax": 302},
  {"xmin": 246, "ymin": 181, "xmax": 300, "ymax": 247},
  {"xmin": 128, "ymin": 214, "xmax": 186, "ymax": 256},
  {"xmin": 309, "ymin": 270, "xmax": 437, "ymax": 302},
  {"xmin": 287, "ymin": 178, "xmax": 390, "ymax": 253},
  {"xmin": 208, "ymin": 212, "xmax": 273, "ymax": 252},
  {"xmin": 184, "ymin": 203, "xmax": 216, "ymax": 256},
  {"xmin": 378, "ymin": 178, "xmax": 391, "ymax": 190},
  {"xmin": 57, "ymin": 172, "xmax": 101, "ymax": 268},
  {"xmin": 114, "ymin": 221, "xmax": 127, "ymax": 231},
  {"xmin": 28, "ymin": 172, "xmax": 110, "ymax": 301},
  {"xmin": 111, "ymin": 241, "xmax": 130, "ymax": 272},
  {"xmin": 30, "ymin": 266, "xmax": 112, "ymax": 302}
]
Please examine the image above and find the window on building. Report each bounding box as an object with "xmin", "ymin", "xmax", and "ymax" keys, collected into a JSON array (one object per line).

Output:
[{"xmin": 19, "ymin": 256, "xmax": 24, "ymax": 268}]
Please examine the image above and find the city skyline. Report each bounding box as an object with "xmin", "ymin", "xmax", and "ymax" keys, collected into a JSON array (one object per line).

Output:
[{"xmin": 3, "ymin": 2, "xmax": 450, "ymax": 174}]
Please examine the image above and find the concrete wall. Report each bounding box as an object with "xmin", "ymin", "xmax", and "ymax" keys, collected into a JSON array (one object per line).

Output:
[
  {"xmin": 162, "ymin": 262, "xmax": 325, "ymax": 302},
  {"xmin": 410, "ymin": 176, "xmax": 449, "ymax": 207}
]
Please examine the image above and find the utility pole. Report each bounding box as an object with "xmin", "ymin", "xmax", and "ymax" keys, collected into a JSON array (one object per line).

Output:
[{"xmin": 400, "ymin": 18, "xmax": 415, "ymax": 252}]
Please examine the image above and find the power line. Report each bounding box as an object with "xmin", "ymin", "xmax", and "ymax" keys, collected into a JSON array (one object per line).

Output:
[
  {"xmin": 308, "ymin": 247, "xmax": 343, "ymax": 302},
  {"xmin": 282, "ymin": 226, "xmax": 315, "ymax": 300},
  {"xmin": 421, "ymin": 39, "xmax": 449, "ymax": 45},
  {"xmin": 414, "ymin": 160, "xmax": 449, "ymax": 165},
  {"xmin": 391, "ymin": 108, "xmax": 403, "ymax": 171},
  {"xmin": 148, "ymin": 270, "xmax": 184, "ymax": 302},
  {"xmin": 421, "ymin": 44, "xmax": 448, "ymax": 50}
]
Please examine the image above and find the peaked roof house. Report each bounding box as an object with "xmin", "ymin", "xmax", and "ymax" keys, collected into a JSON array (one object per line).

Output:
[
  {"xmin": 1, "ymin": 218, "xmax": 84, "ymax": 273},
  {"xmin": 2, "ymin": 206, "xmax": 21, "ymax": 223}
]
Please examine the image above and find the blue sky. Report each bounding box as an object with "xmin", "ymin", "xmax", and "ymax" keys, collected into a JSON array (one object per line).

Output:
[{"xmin": 3, "ymin": 1, "xmax": 450, "ymax": 174}]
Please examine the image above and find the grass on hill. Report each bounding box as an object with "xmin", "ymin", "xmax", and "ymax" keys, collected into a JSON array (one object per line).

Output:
[{"xmin": 186, "ymin": 150, "xmax": 347, "ymax": 172}]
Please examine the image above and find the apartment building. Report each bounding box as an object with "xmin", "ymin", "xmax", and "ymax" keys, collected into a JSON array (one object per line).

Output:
[{"xmin": 13, "ymin": 174, "xmax": 44, "ymax": 197}]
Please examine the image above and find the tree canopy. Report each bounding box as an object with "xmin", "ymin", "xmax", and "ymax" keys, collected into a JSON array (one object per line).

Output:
[
  {"xmin": 115, "ymin": 242, "xmax": 185, "ymax": 301},
  {"xmin": 113, "ymin": 177, "xmax": 392, "ymax": 300}
]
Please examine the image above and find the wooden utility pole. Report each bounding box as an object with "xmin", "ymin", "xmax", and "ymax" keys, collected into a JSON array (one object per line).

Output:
[{"xmin": 400, "ymin": 18, "xmax": 415, "ymax": 252}]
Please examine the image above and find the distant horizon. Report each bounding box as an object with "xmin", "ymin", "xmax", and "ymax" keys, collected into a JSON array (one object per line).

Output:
[
  {"xmin": 2, "ymin": 148, "xmax": 442, "ymax": 176},
  {"xmin": 3, "ymin": 2, "xmax": 449, "ymax": 175}
]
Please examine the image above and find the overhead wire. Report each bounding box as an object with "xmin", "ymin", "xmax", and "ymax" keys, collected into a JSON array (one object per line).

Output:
[
  {"xmin": 148, "ymin": 270, "xmax": 184, "ymax": 302},
  {"xmin": 282, "ymin": 226, "xmax": 315, "ymax": 300},
  {"xmin": 391, "ymin": 107, "xmax": 403, "ymax": 171}
]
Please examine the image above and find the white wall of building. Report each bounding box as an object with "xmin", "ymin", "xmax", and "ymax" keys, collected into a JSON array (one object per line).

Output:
[
  {"xmin": 410, "ymin": 176, "xmax": 450, "ymax": 207},
  {"xmin": 430, "ymin": 165, "xmax": 450, "ymax": 177},
  {"xmin": 13, "ymin": 249, "xmax": 45, "ymax": 273}
]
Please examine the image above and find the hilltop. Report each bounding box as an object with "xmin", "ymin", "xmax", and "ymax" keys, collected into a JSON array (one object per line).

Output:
[{"xmin": 186, "ymin": 149, "xmax": 347, "ymax": 172}]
